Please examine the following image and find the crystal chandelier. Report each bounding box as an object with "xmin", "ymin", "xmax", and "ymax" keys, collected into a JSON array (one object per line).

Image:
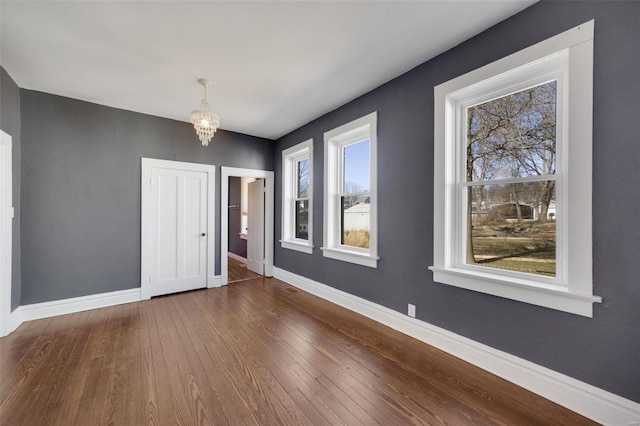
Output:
[{"xmin": 190, "ymin": 79, "xmax": 220, "ymax": 146}]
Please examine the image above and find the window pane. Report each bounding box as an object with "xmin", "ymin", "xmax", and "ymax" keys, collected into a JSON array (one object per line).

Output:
[
  {"xmin": 467, "ymin": 81, "xmax": 557, "ymax": 182},
  {"xmin": 297, "ymin": 158, "xmax": 309, "ymax": 198},
  {"xmin": 343, "ymin": 140, "xmax": 370, "ymax": 193},
  {"xmin": 295, "ymin": 200, "xmax": 309, "ymax": 240},
  {"xmin": 467, "ymin": 181, "xmax": 556, "ymax": 276},
  {"xmin": 340, "ymin": 195, "xmax": 370, "ymax": 248}
]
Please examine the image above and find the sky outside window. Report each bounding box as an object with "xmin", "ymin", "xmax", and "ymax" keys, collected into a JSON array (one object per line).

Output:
[{"xmin": 343, "ymin": 139, "xmax": 370, "ymax": 192}]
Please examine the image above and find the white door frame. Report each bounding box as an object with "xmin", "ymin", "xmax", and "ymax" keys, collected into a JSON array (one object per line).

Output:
[
  {"xmin": 221, "ymin": 167, "xmax": 274, "ymax": 285},
  {"xmin": 141, "ymin": 158, "xmax": 216, "ymax": 299},
  {"xmin": 0, "ymin": 130, "xmax": 13, "ymax": 337}
]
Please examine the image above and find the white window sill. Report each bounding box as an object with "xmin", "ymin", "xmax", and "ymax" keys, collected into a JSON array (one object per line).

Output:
[
  {"xmin": 239, "ymin": 233, "xmax": 247, "ymax": 240},
  {"xmin": 280, "ymin": 239, "xmax": 313, "ymax": 254},
  {"xmin": 321, "ymin": 246, "xmax": 378, "ymax": 268},
  {"xmin": 428, "ymin": 266, "xmax": 601, "ymax": 317}
]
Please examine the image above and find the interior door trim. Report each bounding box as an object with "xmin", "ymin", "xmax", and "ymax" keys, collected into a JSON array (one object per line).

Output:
[{"xmin": 221, "ymin": 167, "xmax": 274, "ymax": 285}]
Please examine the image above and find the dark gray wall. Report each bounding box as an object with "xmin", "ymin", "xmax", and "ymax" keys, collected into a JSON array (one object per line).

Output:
[
  {"xmin": 274, "ymin": 1, "xmax": 640, "ymax": 403},
  {"xmin": 21, "ymin": 90, "xmax": 273, "ymax": 305},
  {"xmin": 228, "ymin": 177, "xmax": 247, "ymax": 258},
  {"xmin": 0, "ymin": 67, "xmax": 21, "ymax": 311}
]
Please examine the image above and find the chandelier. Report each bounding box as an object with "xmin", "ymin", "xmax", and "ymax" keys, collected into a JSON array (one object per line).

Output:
[{"xmin": 190, "ymin": 79, "xmax": 220, "ymax": 146}]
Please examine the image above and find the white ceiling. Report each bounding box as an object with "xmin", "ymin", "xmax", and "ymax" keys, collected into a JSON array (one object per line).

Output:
[{"xmin": 0, "ymin": 1, "xmax": 536, "ymax": 140}]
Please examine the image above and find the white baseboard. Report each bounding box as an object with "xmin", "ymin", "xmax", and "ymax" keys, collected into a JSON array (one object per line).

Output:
[
  {"xmin": 227, "ymin": 252, "xmax": 247, "ymax": 264},
  {"xmin": 17, "ymin": 288, "xmax": 142, "ymax": 324},
  {"xmin": 208, "ymin": 275, "xmax": 223, "ymax": 288},
  {"xmin": 273, "ymin": 267, "xmax": 640, "ymax": 425},
  {"xmin": 7, "ymin": 308, "xmax": 21, "ymax": 335},
  {"xmin": 7, "ymin": 277, "xmax": 226, "ymax": 333}
]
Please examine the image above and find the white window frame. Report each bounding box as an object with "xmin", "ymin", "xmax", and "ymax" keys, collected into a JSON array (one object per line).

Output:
[
  {"xmin": 323, "ymin": 112, "xmax": 378, "ymax": 268},
  {"xmin": 281, "ymin": 139, "xmax": 313, "ymax": 254},
  {"xmin": 430, "ymin": 21, "xmax": 601, "ymax": 317}
]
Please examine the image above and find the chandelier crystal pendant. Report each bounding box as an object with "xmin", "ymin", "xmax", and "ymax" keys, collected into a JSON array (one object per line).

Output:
[{"xmin": 190, "ymin": 79, "xmax": 220, "ymax": 146}]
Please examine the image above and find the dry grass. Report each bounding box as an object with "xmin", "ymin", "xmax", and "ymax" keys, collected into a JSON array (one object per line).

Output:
[
  {"xmin": 343, "ymin": 230, "xmax": 370, "ymax": 248},
  {"xmin": 471, "ymin": 221, "xmax": 556, "ymax": 276}
]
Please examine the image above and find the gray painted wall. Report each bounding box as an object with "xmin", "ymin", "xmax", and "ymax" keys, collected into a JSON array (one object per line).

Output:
[
  {"xmin": 228, "ymin": 177, "xmax": 247, "ymax": 258},
  {"xmin": 20, "ymin": 90, "xmax": 273, "ymax": 305},
  {"xmin": 0, "ymin": 67, "xmax": 21, "ymax": 311},
  {"xmin": 274, "ymin": 1, "xmax": 640, "ymax": 402}
]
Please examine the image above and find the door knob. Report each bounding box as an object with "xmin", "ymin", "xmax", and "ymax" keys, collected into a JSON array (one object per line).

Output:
[{"xmin": 201, "ymin": 232, "xmax": 206, "ymax": 237}]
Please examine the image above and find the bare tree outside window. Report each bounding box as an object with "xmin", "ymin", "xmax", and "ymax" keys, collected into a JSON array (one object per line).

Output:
[
  {"xmin": 297, "ymin": 159, "xmax": 309, "ymax": 198},
  {"xmin": 295, "ymin": 159, "xmax": 310, "ymax": 239},
  {"xmin": 466, "ymin": 81, "xmax": 557, "ymax": 276}
]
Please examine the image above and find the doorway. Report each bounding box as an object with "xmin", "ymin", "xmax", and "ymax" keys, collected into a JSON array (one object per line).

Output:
[
  {"xmin": 227, "ymin": 176, "xmax": 262, "ymax": 283},
  {"xmin": 221, "ymin": 167, "xmax": 274, "ymax": 285},
  {"xmin": 141, "ymin": 158, "xmax": 216, "ymax": 299}
]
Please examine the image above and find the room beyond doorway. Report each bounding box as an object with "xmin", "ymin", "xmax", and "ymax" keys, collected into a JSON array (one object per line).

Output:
[
  {"xmin": 227, "ymin": 255, "xmax": 262, "ymax": 283},
  {"xmin": 227, "ymin": 176, "xmax": 265, "ymax": 277},
  {"xmin": 220, "ymin": 167, "xmax": 274, "ymax": 286}
]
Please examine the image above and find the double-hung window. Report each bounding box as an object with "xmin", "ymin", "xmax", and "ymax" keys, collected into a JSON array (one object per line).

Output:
[
  {"xmin": 323, "ymin": 112, "xmax": 378, "ymax": 268},
  {"xmin": 281, "ymin": 139, "xmax": 313, "ymax": 253},
  {"xmin": 430, "ymin": 21, "xmax": 601, "ymax": 316}
]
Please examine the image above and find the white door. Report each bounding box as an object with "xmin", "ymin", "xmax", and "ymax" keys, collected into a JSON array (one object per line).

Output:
[
  {"xmin": 247, "ymin": 179, "xmax": 264, "ymax": 275},
  {"xmin": 149, "ymin": 167, "xmax": 208, "ymax": 297}
]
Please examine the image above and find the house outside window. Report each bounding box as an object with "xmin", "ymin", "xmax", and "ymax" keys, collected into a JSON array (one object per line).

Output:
[
  {"xmin": 281, "ymin": 139, "xmax": 313, "ymax": 254},
  {"xmin": 430, "ymin": 21, "xmax": 601, "ymax": 317},
  {"xmin": 323, "ymin": 112, "xmax": 378, "ymax": 268}
]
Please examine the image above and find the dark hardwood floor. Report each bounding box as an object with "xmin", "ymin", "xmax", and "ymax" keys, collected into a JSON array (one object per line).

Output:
[
  {"xmin": 0, "ymin": 277, "xmax": 596, "ymax": 425},
  {"xmin": 228, "ymin": 256, "xmax": 262, "ymax": 283}
]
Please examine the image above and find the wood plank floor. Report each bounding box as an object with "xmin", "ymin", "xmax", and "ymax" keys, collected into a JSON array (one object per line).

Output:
[
  {"xmin": 0, "ymin": 277, "xmax": 596, "ymax": 425},
  {"xmin": 228, "ymin": 256, "xmax": 262, "ymax": 283}
]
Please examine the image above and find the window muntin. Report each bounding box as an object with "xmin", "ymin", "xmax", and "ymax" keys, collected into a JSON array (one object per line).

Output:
[
  {"xmin": 430, "ymin": 21, "xmax": 601, "ymax": 317},
  {"xmin": 464, "ymin": 81, "xmax": 558, "ymax": 278},
  {"xmin": 281, "ymin": 140, "xmax": 313, "ymax": 253},
  {"xmin": 323, "ymin": 112, "xmax": 378, "ymax": 268}
]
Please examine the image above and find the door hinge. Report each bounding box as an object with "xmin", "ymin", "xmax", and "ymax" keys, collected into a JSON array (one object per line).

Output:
[{"xmin": 149, "ymin": 275, "xmax": 152, "ymax": 284}]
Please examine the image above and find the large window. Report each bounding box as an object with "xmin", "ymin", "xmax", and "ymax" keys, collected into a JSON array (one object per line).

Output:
[
  {"xmin": 323, "ymin": 112, "xmax": 378, "ymax": 268},
  {"xmin": 281, "ymin": 139, "xmax": 313, "ymax": 253},
  {"xmin": 466, "ymin": 81, "xmax": 558, "ymax": 277},
  {"xmin": 430, "ymin": 21, "xmax": 601, "ymax": 316}
]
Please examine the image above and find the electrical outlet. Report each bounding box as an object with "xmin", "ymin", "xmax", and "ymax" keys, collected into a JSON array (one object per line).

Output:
[{"xmin": 408, "ymin": 303, "xmax": 416, "ymax": 318}]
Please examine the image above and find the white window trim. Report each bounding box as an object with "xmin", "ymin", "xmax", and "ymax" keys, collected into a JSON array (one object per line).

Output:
[
  {"xmin": 281, "ymin": 139, "xmax": 313, "ymax": 254},
  {"xmin": 322, "ymin": 112, "xmax": 378, "ymax": 268},
  {"xmin": 430, "ymin": 21, "xmax": 601, "ymax": 317}
]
